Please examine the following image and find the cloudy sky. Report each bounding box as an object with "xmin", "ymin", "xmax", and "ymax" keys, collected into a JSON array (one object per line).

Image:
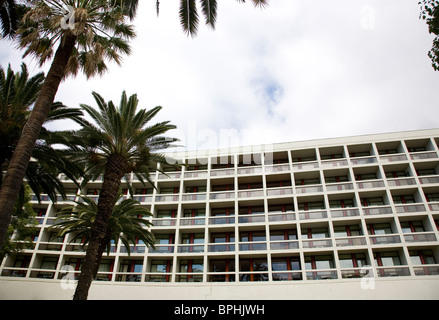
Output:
[{"xmin": 1, "ymin": 0, "xmax": 439, "ymax": 152}]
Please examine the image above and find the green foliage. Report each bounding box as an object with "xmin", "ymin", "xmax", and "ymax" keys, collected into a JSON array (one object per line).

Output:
[
  {"xmin": 420, "ymin": 0, "xmax": 439, "ymax": 70},
  {"xmin": 0, "ymin": 184, "xmax": 38, "ymax": 262},
  {"xmin": 50, "ymin": 193, "xmax": 155, "ymax": 255}
]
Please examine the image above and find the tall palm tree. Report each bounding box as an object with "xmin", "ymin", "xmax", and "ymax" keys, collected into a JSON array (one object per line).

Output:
[
  {"xmin": 50, "ymin": 193, "xmax": 155, "ymax": 279},
  {"xmin": 0, "ymin": 0, "xmax": 137, "ymax": 252},
  {"xmin": 67, "ymin": 90, "xmax": 177, "ymax": 300},
  {"xmin": 156, "ymin": 0, "xmax": 269, "ymax": 37},
  {"xmin": 0, "ymin": 63, "xmax": 83, "ymax": 201}
]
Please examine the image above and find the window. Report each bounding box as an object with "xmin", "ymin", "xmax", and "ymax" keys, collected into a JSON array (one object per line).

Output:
[
  {"xmin": 240, "ymin": 231, "xmax": 266, "ymax": 242},
  {"xmin": 425, "ymin": 193, "xmax": 439, "ymax": 202},
  {"xmin": 333, "ymin": 225, "xmax": 362, "ymax": 237},
  {"xmin": 361, "ymin": 197, "xmax": 385, "ymax": 206},
  {"xmin": 302, "ymin": 227, "xmax": 329, "ymax": 239},
  {"xmin": 305, "ymin": 255, "xmax": 334, "ymax": 270},
  {"xmin": 385, "ymin": 171, "xmax": 409, "ymax": 178},
  {"xmin": 374, "ymin": 251, "xmax": 401, "ymax": 266},
  {"xmin": 410, "ymin": 250, "xmax": 436, "ymax": 265},
  {"xmin": 183, "ymin": 209, "xmax": 206, "ymax": 217},
  {"xmin": 271, "ymin": 257, "xmax": 300, "ymax": 271},
  {"xmin": 150, "ymin": 260, "xmax": 172, "ymax": 273},
  {"xmin": 181, "ymin": 233, "xmax": 204, "ymax": 244},
  {"xmin": 40, "ymin": 257, "xmax": 58, "ymax": 270},
  {"xmin": 325, "ymin": 175, "xmax": 349, "ymax": 183},
  {"xmin": 270, "ymin": 230, "xmax": 297, "ymax": 241},
  {"xmin": 367, "ymin": 223, "xmax": 393, "ymax": 235},
  {"xmin": 355, "ymin": 173, "xmax": 377, "ymax": 180},
  {"xmin": 211, "ymin": 232, "xmax": 235, "ymax": 243},
  {"xmin": 298, "ymin": 201, "xmax": 325, "ymax": 211},
  {"xmin": 400, "ymin": 221, "xmax": 425, "ymax": 233},
  {"xmin": 392, "ymin": 195, "xmax": 416, "ymax": 204},
  {"xmin": 180, "ymin": 259, "xmax": 203, "ymax": 273},
  {"xmin": 210, "ymin": 259, "xmax": 235, "ymax": 272},
  {"xmin": 240, "ymin": 258, "xmax": 268, "ymax": 272},
  {"xmin": 338, "ymin": 253, "xmax": 368, "ymax": 269},
  {"xmin": 329, "ymin": 199, "xmax": 354, "ymax": 208}
]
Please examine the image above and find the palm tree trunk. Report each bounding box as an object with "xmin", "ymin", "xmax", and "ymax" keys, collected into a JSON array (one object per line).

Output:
[
  {"xmin": 73, "ymin": 154, "xmax": 128, "ymax": 300},
  {"xmin": 0, "ymin": 33, "xmax": 77, "ymax": 249}
]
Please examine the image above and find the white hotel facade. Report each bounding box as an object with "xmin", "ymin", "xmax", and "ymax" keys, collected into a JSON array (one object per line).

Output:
[{"xmin": 1, "ymin": 129, "xmax": 439, "ymax": 299}]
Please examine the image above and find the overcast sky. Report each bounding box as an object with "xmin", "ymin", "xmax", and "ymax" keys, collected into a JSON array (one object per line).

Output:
[{"xmin": 1, "ymin": 0, "xmax": 439, "ymax": 153}]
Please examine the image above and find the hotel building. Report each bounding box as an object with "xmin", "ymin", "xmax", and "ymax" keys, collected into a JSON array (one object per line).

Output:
[{"xmin": 1, "ymin": 129, "xmax": 439, "ymax": 299}]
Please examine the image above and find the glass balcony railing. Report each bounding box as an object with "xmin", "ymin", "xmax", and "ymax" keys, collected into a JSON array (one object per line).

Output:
[
  {"xmin": 270, "ymin": 240, "xmax": 299, "ymax": 250},
  {"xmin": 302, "ymin": 239, "xmax": 332, "ymax": 249},
  {"xmin": 335, "ymin": 236, "xmax": 367, "ymax": 247},
  {"xmin": 268, "ymin": 212, "xmax": 296, "ymax": 222},
  {"xmin": 184, "ymin": 171, "xmax": 208, "ymax": 179},
  {"xmin": 293, "ymin": 161, "xmax": 319, "ymax": 171},
  {"xmin": 179, "ymin": 217, "xmax": 206, "ymax": 226},
  {"xmin": 208, "ymin": 243, "xmax": 236, "ymax": 253},
  {"xmin": 266, "ymin": 187, "xmax": 293, "ymax": 197},
  {"xmin": 296, "ymin": 185, "xmax": 323, "ymax": 194},
  {"xmin": 403, "ymin": 232, "xmax": 437, "ymax": 243},
  {"xmin": 376, "ymin": 266, "xmax": 410, "ymax": 277},
  {"xmin": 395, "ymin": 204, "xmax": 426, "ymax": 213},
  {"xmin": 413, "ymin": 265, "xmax": 439, "ymax": 276},
  {"xmin": 210, "ymin": 168, "xmax": 235, "ymax": 177},
  {"xmin": 379, "ymin": 154, "xmax": 407, "ymax": 162},
  {"xmin": 350, "ymin": 156, "xmax": 377, "ymax": 165},
  {"xmin": 419, "ymin": 176, "xmax": 439, "ymax": 184},
  {"xmin": 369, "ymin": 234, "xmax": 401, "ymax": 245},
  {"xmin": 238, "ymin": 189, "xmax": 264, "ymax": 198},
  {"xmin": 155, "ymin": 194, "xmax": 179, "ymax": 202},
  {"xmin": 326, "ymin": 183, "xmax": 354, "ymax": 192},
  {"xmin": 272, "ymin": 271, "xmax": 303, "ymax": 281},
  {"xmin": 321, "ymin": 159, "xmax": 348, "ymax": 168},
  {"xmin": 265, "ymin": 164, "xmax": 291, "ymax": 173},
  {"xmin": 181, "ymin": 193, "xmax": 206, "ymax": 201},
  {"xmin": 210, "ymin": 191, "xmax": 235, "ymax": 200},
  {"xmin": 362, "ymin": 205, "xmax": 392, "ymax": 216},
  {"xmin": 386, "ymin": 178, "xmax": 417, "ymax": 187},
  {"xmin": 177, "ymin": 244, "xmax": 205, "ymax": 253},
  {"xmin": 330, "ymin": 208, "xmax": 360, "ymax": 218},
  {"xmin": 410, "ymin": 151, "xmax": 438, "ymax": 160},
  {"xmin": 306, "ymin": 270, "xmax": 338, "ymax": 280},
  {"xmin": 298, "ymin": 210, "xmax": 327, "ymax": 220},
  {"xmin": 238, "ymin": 214, "xmax": 265, "ymax": 224},
  {"xmin": 208, "ymin": 216, "xmax": 235, "ymax": 225},
  {"xmin": 238, "ymin": 242, "xmax": 267, "ymax": 251},
  {"xmin": 356, "ymin": 180, "xmax": 385, "ymax": 189},
  {"xmin": 237, "ymin": 167, "xmax": 262, "ymax": 175}
]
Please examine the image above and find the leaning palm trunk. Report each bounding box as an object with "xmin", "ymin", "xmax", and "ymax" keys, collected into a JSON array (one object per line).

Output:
[
  {"xmin": 0, "ymin": 33, "xmax": 76, "ymax": 249},
  {"xmin": 73, "ymin": 154, "xmax": 128, "ymax": 300}
]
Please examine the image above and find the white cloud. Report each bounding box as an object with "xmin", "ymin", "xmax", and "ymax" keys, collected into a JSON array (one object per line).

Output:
[{"xmin": 1, "ymin": 0, "xmax": 439, "ymax": 152}]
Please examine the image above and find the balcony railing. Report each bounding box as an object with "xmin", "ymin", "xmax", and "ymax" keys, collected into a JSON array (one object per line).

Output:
[
  {"xmin": 376, "ymin": 266, "xmax": 410, "ymax": 277},
  {"xmin": 386, "ymin": 178, "xmax": 417, "ymax": 187},
  {"xmin": 302, "ymin": 239, "xmax": 332, "ymax": 249},
  {"xmin": 379, "ymin": 154, "xmax": 407, "ymax": 163},
  {"xmin": 330, "ymin": 208, "xmax": 360, "ymax": 218},
  {"xmin": 266, "ymin": 187, "xmax": 293, "ymax": 197},
  {"xmin": 418, "ymin": 175, "xmax": 439, "ymax": 184},
  {"xmin": 177, "ymin": 244, "xmax": 205, "ymax": 253},
  {"xmin": 238, "ymin": 214, "xmax": 265, "ymax": 224},
  {"xmin": 180, "ymin": 217, "xmax": 206, "ymax": 226},
  {"xmin": 268, "ymin": 212, "xmax": 296, "ymax": 222},
  {"xmin": 210, "ymin": 191, "xmax": 235, "ymax": 200},
  {"xmin": 298, "ymin": 210, "xmax": 327, "ymax": 220},
  {"xmin": 350, "ymin": 156, "xmax": 377, "ymax": 165},
  {"xmin": 357, "ymin": 180, "xmax": 385, "ymax": 189},
  {"xmin": 395, "ymin": 203, "xmax": 426, "ymax": 213},
  {"xmin": 369, "ymin": 234, "xmax": 401, "ymax": 245},
  {"xmin": 238, "ymin": 189, "xmax": 264, "ymax": 198},
  {"xmin": 237, "ymin": 167, "xmax": 262, "ymax": 175},
  {"xmin": 238, "ymin": 242, "xmax": 267, "ymax": 251},
  {"xmin": 413, "ymin": 265, "xmax": 439, "ymax": 276},
  {"xmin": 208, "ymin": 243, "xmax": 236, "ymax": 253},
  {"xmin": 403, "ymin": 232, "xmax": 437, "ymax": 243},
  {"xmin": 335, "ymin": 236, "xmax": 367, "ymax": 247},
  {"xmin": 210, "ymin": 168, "xmax": 235, "ymax": 177},
  {"xmin": 184, "ymin": 171, "xmax": 208, "ymax": 179},
  {"xmin": 155, "ymin": 194, "xmax": 179, "ymax": 202},
  {"xmin": 208, "ymin": 216, "xmax": 235, "ymax": 225},
  {"xmin": 272, "ymin": 271, "xmax": 303, "ymax": 281},
  {"xmin": 321, "ymin": 159, "xmax": 348, "ymax": 168},
  {"xmin": 148, "ymin": 245, "xmax": 175, "ymax": 254},
  {"xmin": 362, "ymin": 205, "xmax": 393, "ymax": 216},
  {"xmin": 270, "ymin": 240, "xmax": 299, "ymax": 250},
  {"xmin": 133, "ymin": 195, "xmax": 153, "ymax": 203},
  {"xmin": 326, "ymin": 182, "xmax": 354, "ymax": 192},
  {"xmin": 151, "ymin": 218, "xmax": 176, "ymax": 227},
  {"xmin": 410, "ymin": 151, "xmax": 438, "ymax": 160},
  {"xmin": 293, "ymin": 161, "xmax": 319, "ymax": 171},
  {"xmin": 157, "ymin": 172, "xmax": 181, "ymax": 180},
  {"xmin": 296, "ymin": 185, "xmax": 323, "ymax": 194},
  {"xmin": 265, "ymin": 164, "xmax": 291, "ymax": 173},
  {"xmin": 181, "ymin": 193, "xmax": 206, "ymax": 201},
  {"xmin": 306, "ymin": 270, "xmax": 338, "ymax": 280}
]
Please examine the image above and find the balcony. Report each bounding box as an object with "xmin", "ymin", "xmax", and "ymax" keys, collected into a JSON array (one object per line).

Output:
[
  {"xmin": 266, "ymin": 187, "xmax": 293, "ymax": 197},
  {"xmin": 293, "ymin": 161, "xmax": 319, "ymax": 171},
  {"xmin": 330, "ymin": 208, "xmax": 360, "ymax": 218},
  {"xmin": 296, "ymin": 185, "xmax": 323, "ymax": 194},
  {"xmin": 180, "ymin": 217, "xmax": 206, "ymax": 226},
  {"xmin": 181, "ymin": 193, "xmax": 206, "ymax": 202},
  {"xmin": 265, "ymin": 164, "xmax": 291, "ymax": 173},
  {"xmin": 151, "ymin": 218, "xmax": 176, "ymax": 227},
  {"xmin": 272, "ymin": 271, "xmax": 303, "ymax": 281},
  {"xmin": 395, "ymin": 203, "xmax": 426, "ymax": 214},
  {"xmin": 362, "ymin": 205, "xmax": 393, "ymax": 216},
  {"xmin": 270, "ymin": 240, "xmax": 299, "ymax": 250},
  {"xmin": 306, "ymin": 270, "xmax": 338, "ymax": 280},
  {"xmin": 184, "ymin": 171, "xmax": 208, "ymax": 179},
  {"xmin": 210, "ymin": 168, "xmax": 235, "ymax": 177},
  {"xmin": 357, "ymin": 180, "xmax": 385, "ymax": 189},
  {"xmin": 238, "ymin": 214, "xmax": 265, "ymax": 224},
  {"xmin": 148, "ymin": 245, "xmax": 175, "ymax": 254},
  {"xmin": 403, "ymin": 232, "xmax": 437, "ymax": 243},
  {"xmin": 419, "ymin": 175, "xmax": 439, "ymax": 184},
  {"xmin": 133, "ymin": 195, "xmax": 153, "ymax": 203},
  {"xmin": 157, "ymin": 172, "xmax": 181, "ymax": 180},
  {"xmin": 268, "ymin": 212, "xmax": 296, "ymax": 222},
  {"xmin": 386, "ymin": 178, "xmax": 417, "ymax": 187},
  {"xmin": 155, "ymin": 194, "xmax": 179, "ymax": 202},
  {"xmin": 326, "ymin": 182, "xmax": 354, "ymax": 192},
  {"xmin": 237, "ymin": 166, "xmax": 262, "ymax": 175},
  {"xmin": 350, "ymin": 156, "xmax": 377, "ymax": 166},
  {"xmin": 302, "ymin": 238, "xmax": 332, "ymax": 249},
  {"xmin": 369, "ymin": 234, "xmax": 401, "ymax": 245},
  {"xmin": 238, "ymin": 242, "xmax": 267, "ymax": 251},
  {"xmin": 177, "ymin": 244, "xmax": 205, "ymax": 253},
  {"xmin": 321, "ymin": 159, "xmax": 348, "ymax": 168},
  {"xmin": 410, "ymin": 151, "xmax": 438, "ymax": 160},
  {"xmin": 238, "ymin": 189, "xmax": 264, "ymax": 199},
  {"xmin": 298, "ymin": 210, "xmax": 328, "ymax": 221},
  {"xmin": 376, "ymin": 266, "xmax": 411, "ymax": 277},
  {"xmin": 335, "ymin": 236, "xmax": 367, "ymax": 247},
  {"xmin": 210, "ymin": 191, "xmax": 235, "ymax": 200},
  {"xmin": 208, "ymin": 216, "xmax": 235, "ymax": 225},
  {"xmin": 379, "ymin": 154, "xmax": 407, "ymax": 163},
  {"xmin": 413, "ymin": 264, "xmax": 439, "ymax": 276},
  {"xmin": 208, "ymin": 243, "xmax": 236, "ymax": 253}
]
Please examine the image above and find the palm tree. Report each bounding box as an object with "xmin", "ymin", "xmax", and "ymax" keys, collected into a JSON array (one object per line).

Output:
[
  {"xmin": 0, "ymin": 0, "xmax": 137, "ymax": 252},
  {"xmin": 155, "ymin": 0, "xmax": 269, "ymax": 37},
  {"xmin": 0, "ymin": 63, "xmax": 83, "ymax": 201},
  {"xmin": 67, "ymin": 90, "xmax": 177, "ymax": 300},
  {"xmin": 50, "ymin": 193, "xmax": 155, "ymax": 280}
]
